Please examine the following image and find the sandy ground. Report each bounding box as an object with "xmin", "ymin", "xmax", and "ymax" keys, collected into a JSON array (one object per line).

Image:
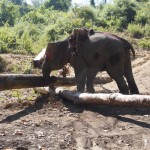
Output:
[{"xmin": 0, "ymin": 50, "xmax": 150, "ymax": 150}]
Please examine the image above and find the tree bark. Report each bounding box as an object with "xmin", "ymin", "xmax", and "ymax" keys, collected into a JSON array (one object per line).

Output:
[
  {"xmin": 0, "ymin": 74, "xmax": 112, "ymax": 91},
  {"xmin": 55, "ymin": 88, "xmax": 150, "ymax": 107}
]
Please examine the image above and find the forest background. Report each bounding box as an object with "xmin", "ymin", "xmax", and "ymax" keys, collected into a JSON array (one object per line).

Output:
[{"xmin": 0, "ymin": 0, "xmax": 149, "ymax": 55}]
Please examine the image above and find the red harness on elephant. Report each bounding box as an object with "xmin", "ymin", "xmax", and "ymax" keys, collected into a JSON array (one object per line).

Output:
[{"xmin": 45, "ymin": 51, "xmax": 53, "ymax": 61}]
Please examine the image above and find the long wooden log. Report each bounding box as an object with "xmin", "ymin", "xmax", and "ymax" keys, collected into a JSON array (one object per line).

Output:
[
  {"xmin": 55, "ymin": 88, "xmax": 150, "ymax": 107},
  {"xmin": 0, "ymin": 74, "xmax": 56, "ymax": 91},
  {"xmin": 0, "ymin": 74, "xmax": 112, "ymax": 91}
]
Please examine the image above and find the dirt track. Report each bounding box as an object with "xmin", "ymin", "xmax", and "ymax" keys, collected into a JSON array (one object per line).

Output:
[{"xmin": 0, "ymin": 51, "xmax": 150, "ymax": 150}]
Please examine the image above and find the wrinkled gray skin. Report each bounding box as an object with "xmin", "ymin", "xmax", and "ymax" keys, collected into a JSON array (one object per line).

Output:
[{"xmin": 42, "ymin": 33, "xmax": 139, "ymax": 94}]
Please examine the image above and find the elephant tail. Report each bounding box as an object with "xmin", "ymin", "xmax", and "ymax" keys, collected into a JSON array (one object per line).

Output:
[
  {"xmin": 114, "ymin": 36, "xmax": 135, "ymax": 58},
  {"xmin": 121, "ymin": 38, "xmax": 135, "ymax": 58},
  {"xmin": 128, "ymin": 43, "xmax": 136, "ymax": 58}
]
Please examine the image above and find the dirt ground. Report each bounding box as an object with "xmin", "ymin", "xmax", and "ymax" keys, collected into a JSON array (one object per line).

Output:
[{"xmin": 0, "ymin": 50, "xmax": 150, "ymax": 150}]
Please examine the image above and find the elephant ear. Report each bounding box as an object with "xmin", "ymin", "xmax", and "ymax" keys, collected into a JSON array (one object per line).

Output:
[{"xmin": 45, "ymin": 43, "xmax": 56, "ymax": 61}]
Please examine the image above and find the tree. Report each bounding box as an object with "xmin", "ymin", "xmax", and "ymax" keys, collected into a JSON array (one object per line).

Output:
[
  {"xmin": 9, "ymin": 0, "xmax": 23, "ymax": 5},
  {"xmin": 19, "ymin": 2, "xmax": 34, "ymax": 16},
  {"xmin": 99, "ymin": 0, "xmax": 137, "ymax": 29},
  {"xmin": 115, "ymin": 0, "xmax": 136, "ymax": 23},
  {"xmin": 90, "ymin": 0, "xmax": 95, "ymax": 7},
  {"xmin": 0, "ymin": 1, "xmax": 18, "ymax": 26},
  {"xmin": 102, "ymin": 0, "xmax": 107, "ymax": 3},
  {"xmin": 44, "ymin": 0, "xmax": 71, "ymax": 11}
]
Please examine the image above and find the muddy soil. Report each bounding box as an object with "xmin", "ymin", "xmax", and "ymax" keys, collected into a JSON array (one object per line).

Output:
[{"xmin": 0, "ymin": 51, "xmax": 150, "ymax": 150}]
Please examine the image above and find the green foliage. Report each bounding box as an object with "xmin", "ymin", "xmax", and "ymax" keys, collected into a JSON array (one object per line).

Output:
[
  {"xmin": 22, "ymin": 11, "xmax": 47, "ymax": 24},
  {"xmin": 90, "ymin": 0, "xmax": 95, "ymax": 7},
  {"xmin": 44, "ymin": 0, "xmax": 71, "ymax": 11},
  {"xmin": 31, "ymin": 0, "xmax": 45, "ymax": 7},
  {"xmin": 9, "ymin": 0, "xmax": 23, "ymax": 5},
  {"xmin": 98, "ymin": 0, "xmax": 137, "ymax": 30},
  {"xmin": 127, "ymin": 24, "xmax": 144, "ymax": 38},
  {"xmin": 135, "ymin": 2, "xmax": 150, "ymax": 25},
  {"xmin": 0, "ymin": 0, "xmax": 19, "ymax": 26},
  {"xmin": 138, "ymin": 38, "xmax": 150, "ymax": 49},
  {"xmin": 19, "ymin": 3, "xmax": 35, "ymax": 16},
  {"xmin": 46, "ymin": 25, "xmax": 59, "ymax": 42},
  {"xmin": 20, "ymin": 32, "xmax": 33, "ymax": 53},
  {"xmin": 0, "ymin": 0, "xmax": 150, "ymax": 55},
  {"xmin": 135, "ymin": 10, "xmax": 149, "ymax": 25},
  {"xmin": 114, "ymin": 0, "xmax": 136, "ymax": 23},
  {"xmin": 0, "ymin": 24, "xmax": 17, "ymax": 53},
  {"xmin": 144, "ymin": 24, "xmax": 150, "ymax": 37},
  {"xmin": 74, "ymin": 6, "xmax": 97, "ymax": 23}
]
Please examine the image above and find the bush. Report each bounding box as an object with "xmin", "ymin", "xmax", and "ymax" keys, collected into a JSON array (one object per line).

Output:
[
  {"xmin": 127, "ymin": 24, "xmax": 144, "ymax": 38},
  {"xmin": 73, "ymin": 6, "xmax": 97, "ymax": 23},
  {"xmin": 144, "ymin": 24, "xmax": 150, "ymax": 37},
  {"xmin": 138, "ymin": 38, "xmax": 150, "ymax": 50},
  {"xmin": 44, "ymin": 0, "xmax": 71, "ymax": 11},
  {"xmin": 0, "ymin": 1, "xmax": 19, "ymax": 26},
  {"xmin": 135, "ymin": 1, "xmax": 150, "ymax": 25},
  {"xmin": 46, "ymin": 25, "xmax": 59, "ymax": 42},
  {"xmin": 22, "ymin": 11, "xmax": 47, "ymax": 24},
  {"xmin": 98, "ymin": 0, "xmax": 137, "ymax": 30},
  {"xmin": 56, "ymin": 12, "xmax": 84, "ymax": 33},
  {"xmin": 0, "ymin": 25, "xmax": 17, "ymax": 53},
  {"xmin": 135, "ymin": 11, "xmax": 149, "ymax": 25},
  {"xmin": 19, "ymin": 32, "xmax": 33, "ymax": 54}
]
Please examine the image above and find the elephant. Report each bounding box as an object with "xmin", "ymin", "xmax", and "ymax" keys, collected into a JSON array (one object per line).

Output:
[{"xmin": 42, "ymin": 31, "xmax": 139, "ymax": 94}]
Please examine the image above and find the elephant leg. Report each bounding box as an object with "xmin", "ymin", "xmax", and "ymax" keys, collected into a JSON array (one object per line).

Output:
[
  {"xmin": 124, "ymin": 57, "xmax": 139, "ymax": 94},
  {"xmin": 74, "ymin": 68, "xmax": 87, "ymax": 92},
  {"xmin": 42, "ymin": 57, "xmax": 51, "ymax": 80},
  {"xmin": 73, "ymin": 57, "xmax": 87, "ymax": 93},
  {"xmin": 114, "ymin": 76, "xmax": 129, "ymax": 94},
  {"xmin": 86, "ymin": 68, "xmax": 98, "ymax": 93},
  {"xmin": 106, "ymin": 64, "xmax": 129, "ymax": 94}
]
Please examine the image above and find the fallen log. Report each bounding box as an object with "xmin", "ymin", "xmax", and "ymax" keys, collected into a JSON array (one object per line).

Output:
[
  {"xmin": 0, "ymin": 74, "xmax": 56, "ymax": 91},
  {"xmin": 55, "ymin": 88, "xmax": 150, "ymax": 107},
  {"xmin": 0, "ymin": 74, "xmax": 112, "ymax": 91}
]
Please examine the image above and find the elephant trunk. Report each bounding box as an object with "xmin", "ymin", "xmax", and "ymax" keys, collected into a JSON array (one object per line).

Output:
[{"xmin": 42, "ymin": 57, "xmax": 52, "ymax": 81}]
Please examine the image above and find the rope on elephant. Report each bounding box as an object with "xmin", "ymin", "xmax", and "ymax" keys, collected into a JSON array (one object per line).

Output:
[{"xmin": 68, "ymin": 28, "xmax": 94, "ymax": 55}]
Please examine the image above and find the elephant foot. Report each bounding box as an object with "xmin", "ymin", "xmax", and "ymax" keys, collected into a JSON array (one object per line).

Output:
[
  {"xmin": 129, "ymin": 84, "xmax": 139, "ymax": 94},
  {"xmin": 86, "ymin": 88, "xmax": 95, "ymax": 93},
  {"xmin": 77, "ymin": 87, "xmax": 85, "ymax": 93},
  {"xmin": 119, "ymin": 87, "xmax": 129, "ymax": 95},
  {"xmin": 130, "ymin": 88, "xmax": 139, "ymax": 94}
]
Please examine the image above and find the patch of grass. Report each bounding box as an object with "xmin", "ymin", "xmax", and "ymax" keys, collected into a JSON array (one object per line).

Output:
[
  {"xmin": 8, "ymin": 65, "xmax": 20, "ymax": 73},
  {"xmin": 11, "ymin": 90, "xmax": 22, "ymax": 102},
  {"xmin": 138, "ymin": 38, "xmax": 150, "ymax": 50}
]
